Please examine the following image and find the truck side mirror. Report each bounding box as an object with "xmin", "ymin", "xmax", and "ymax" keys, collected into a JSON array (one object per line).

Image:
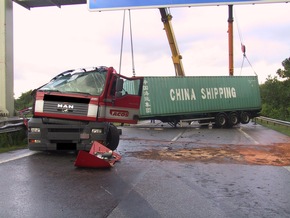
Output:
[{"xmin": 116, "ymin": 78, "xmax": 124, "ymax": 92}]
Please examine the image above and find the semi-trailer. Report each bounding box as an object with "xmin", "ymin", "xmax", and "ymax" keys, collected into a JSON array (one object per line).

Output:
[{"xmin": 126, "ymin": 75, "xmax": 261, "ymax": 128}]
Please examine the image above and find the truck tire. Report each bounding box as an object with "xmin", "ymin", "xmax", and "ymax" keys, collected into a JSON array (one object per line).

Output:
[
  {"xmin": 228, "ymin": 112, "xmax": 239, "ymax": 127},
  {"xmin": 214, "ymin": 113, "xmax": 228, "ymax": 128},
  {"xmin": 240, "ymin": 112, "xmax": 250, "ymax": 124},
  {"xmin": 106, "ymin": 124, "xmax": 120, "ymax": 151}
]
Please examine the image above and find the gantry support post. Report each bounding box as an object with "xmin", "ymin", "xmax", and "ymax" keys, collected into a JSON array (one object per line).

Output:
[{"xmin": 0, "ymin": 0, "xmax": 14, "ymax": 117}]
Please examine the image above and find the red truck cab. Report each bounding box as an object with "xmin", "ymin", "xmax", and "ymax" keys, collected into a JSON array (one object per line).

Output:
[{"xmin": 28, "ymin": 66, "xmax": 143, "ymax": 151}]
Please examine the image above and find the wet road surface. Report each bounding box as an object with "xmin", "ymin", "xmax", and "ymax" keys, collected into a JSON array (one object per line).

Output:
[{"xmin": 0, "ymin": 121, "xmax": 290, "ymax": 218}]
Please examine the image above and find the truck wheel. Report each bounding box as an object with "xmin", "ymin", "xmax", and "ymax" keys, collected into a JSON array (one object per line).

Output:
[
  {"xmin": 215, "ymin": 113, "xmax": 228, "ymax": 128},
  {"xmin": 228, "ymin": 112, "xmax": 239, "ymax": 127},
  {"xmin": 240, "ymin": 112, "xmax": 250, "ymax": 124},
  {"xmin": 106, "ymin": 124, "xmax": 120, "ymax": 151}
]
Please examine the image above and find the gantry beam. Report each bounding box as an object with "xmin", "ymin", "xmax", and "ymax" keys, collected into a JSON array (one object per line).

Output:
[{"xmin": 12, "ymin": 0, "xmax": 86, "ymax": 10}]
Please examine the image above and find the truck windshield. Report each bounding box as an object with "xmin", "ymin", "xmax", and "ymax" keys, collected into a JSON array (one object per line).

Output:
[{"xmin": 40, "ymin": 68, "xmax": 108, "ymax": 95}]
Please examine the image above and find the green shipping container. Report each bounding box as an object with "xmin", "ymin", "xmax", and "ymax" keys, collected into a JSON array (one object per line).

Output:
[{"xmin": 124, "ymin": 76, "xmax": 261, "ymax": 121}]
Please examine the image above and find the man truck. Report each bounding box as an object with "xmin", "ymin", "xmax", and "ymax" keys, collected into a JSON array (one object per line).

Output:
[
  {"xmin": 28, "ymin": 66, "xmax": 143, "ymax": 151},
  {"xmin": 28, "ymin": 67, "xmax": 261, "ymax": 152}
]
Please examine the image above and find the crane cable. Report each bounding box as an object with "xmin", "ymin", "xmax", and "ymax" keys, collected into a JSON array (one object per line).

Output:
[
  {"xmin": 129, "ymin": 10, "xmax": 136, "ymax": 77},
  {"xmin": 118, "ymin": 10, "xmax": 136, "ymax": 76},
  {"xmin": 234, "ymin": 11, "xmax": 257, "ymax": 76},
  {"xmin": 118, "ymin": 10, "xmax": 126, "ymax": 75}
]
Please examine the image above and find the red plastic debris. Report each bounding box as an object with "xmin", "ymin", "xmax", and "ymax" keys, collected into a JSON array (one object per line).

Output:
[{"xmin": 74, "ymin": 141, "xmax": 121, "ymax": 168}]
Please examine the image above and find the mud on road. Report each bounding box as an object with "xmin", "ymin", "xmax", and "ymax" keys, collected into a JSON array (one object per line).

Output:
[{"xmin": 128, "ymin": 142, "xmax": 290, "ymax": 166}]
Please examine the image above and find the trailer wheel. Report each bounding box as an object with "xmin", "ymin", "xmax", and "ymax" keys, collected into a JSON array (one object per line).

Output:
[
  {"xmin": 106, "ymin": 124, "xmax": 120, "ymax": 151},
  {"xmin": 228, "ymin": 112, "xmax": 239, "ymax": 127},
  {"xmin": 240, "ymin": 112, "xmax": 250, "ymax": 124},
  {"xmin": 215, "ymin": 113, "xmax": 228, "ymax": 128}
]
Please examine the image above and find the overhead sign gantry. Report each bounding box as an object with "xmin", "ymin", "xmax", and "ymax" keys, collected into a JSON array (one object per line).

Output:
[{"xmin": 88, "ymin": 0, "xmax": 288, "ymax": 11}]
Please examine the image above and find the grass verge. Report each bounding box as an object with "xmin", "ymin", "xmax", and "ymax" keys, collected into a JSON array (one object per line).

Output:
[
  {"xmin": 255, "ymin": 119, "xmax": 290, "ymax": 137},
  {"xmin": 0, "ymin": 128, "xmax": 28, "ymax": 153},
  {"xmin": 0, "ymin": 145, "xmax": 28, "ymax": 154}
]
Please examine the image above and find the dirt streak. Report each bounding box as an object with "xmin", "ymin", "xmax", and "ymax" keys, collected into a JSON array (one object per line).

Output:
[{"xmin": 129, "ymin": 143, "xmax": 290, "ymax": 166}]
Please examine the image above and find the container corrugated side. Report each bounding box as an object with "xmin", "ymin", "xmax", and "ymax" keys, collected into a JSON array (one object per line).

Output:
[{"xmin": 124, "ymin": 76, "xmax": 261, "ymax": 119}]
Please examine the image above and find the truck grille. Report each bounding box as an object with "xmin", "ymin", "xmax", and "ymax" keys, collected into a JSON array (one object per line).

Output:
[{"xmin": 43, "ymin": 101, "xmax": 88, "ymax": 116}]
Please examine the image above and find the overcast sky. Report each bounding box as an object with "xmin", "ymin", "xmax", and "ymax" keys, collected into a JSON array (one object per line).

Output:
[{"xmin": 12, "ymin": 2, "xmax": 290, "ymax": 98}]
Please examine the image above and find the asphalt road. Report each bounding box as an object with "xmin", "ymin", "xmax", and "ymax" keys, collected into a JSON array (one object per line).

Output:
[{"xmin": 0, "ymin": 121, "xmax": 290, "ymax": 218}]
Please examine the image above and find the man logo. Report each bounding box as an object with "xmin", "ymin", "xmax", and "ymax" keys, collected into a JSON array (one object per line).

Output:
[{"xmin": 57, "ymin": 103, "xmax": 74, "ymax": 113}]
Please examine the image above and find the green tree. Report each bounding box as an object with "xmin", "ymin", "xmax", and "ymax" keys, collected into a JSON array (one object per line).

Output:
[
  {"xmin": 260, "ymin": 57, "xmax": 290, "ymax": 121},
  {"xmin": 14, "ymin": 90, "xmax": 33, "ymax": 111},
  {"xmin": 276, "ymin": 57, "xmax": 290, "ymax": 78}
]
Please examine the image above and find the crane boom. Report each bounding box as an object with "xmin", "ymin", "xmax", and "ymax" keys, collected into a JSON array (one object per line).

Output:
[{"xmin": 159, "ymin": 8, "xmax": 185, "ymax": 77}]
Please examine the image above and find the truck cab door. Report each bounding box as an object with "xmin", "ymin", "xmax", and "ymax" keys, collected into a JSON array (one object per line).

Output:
[{"xmin": 99, "ymin": 75, "xmax": 143, "ymax": 124}]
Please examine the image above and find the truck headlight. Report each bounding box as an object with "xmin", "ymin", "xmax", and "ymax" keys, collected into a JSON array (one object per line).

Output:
[
  {"xmin": 91, "ymin": 128, "xmax": 102, "ymax": 134},
  {"xmin": 30, "ymin": 128, "xmax": 40, "ymax": 133},
  {"xmin": 29, "ymin": 139, "xmax": 41, "ymax": 143}
]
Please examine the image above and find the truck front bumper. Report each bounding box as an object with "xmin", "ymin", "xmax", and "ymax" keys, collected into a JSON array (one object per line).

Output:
[{"xmin": 28, "ymin": 117, "xmax": 109, "ymax": 151}]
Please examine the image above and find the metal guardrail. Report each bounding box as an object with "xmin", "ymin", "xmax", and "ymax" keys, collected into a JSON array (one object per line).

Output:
[
  {"xmin": 255, "ymin": 116, "xmax": 290, "ymax": 128},
  {"xmin": 0, "ymin": 108, "xmax": 32, "ymax": 134},
  {"xmin": 0, "ymin": 117, "xmax": 26, "ymax": 134}
]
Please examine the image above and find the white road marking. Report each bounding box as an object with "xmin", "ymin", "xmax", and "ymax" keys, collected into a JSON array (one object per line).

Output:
[
  {"xmin": 238, "ymin": 128, "xmax": 260, "ymax": 145},
  {"xmin": 100, "ymin": 186, "xmax": 112, "ymax": 195},
  {"xmin": 171, "ymin": 131, "xmax": 185, "ymax": 142},
  {"xmin": 0, "ymin": 151, "xmax": 37, "ymax": 165},
  {"xmin": 283, "ymin": 166, "xmax": 290, "ymax": 172}
]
